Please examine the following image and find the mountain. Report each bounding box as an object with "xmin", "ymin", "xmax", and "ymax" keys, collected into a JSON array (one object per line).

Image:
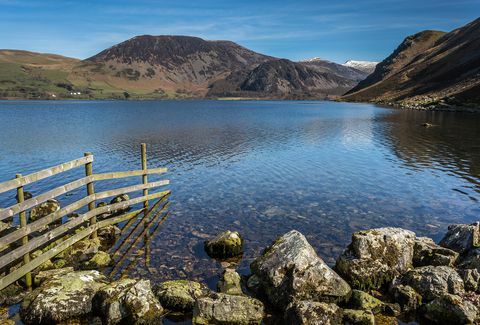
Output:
[
  {"xmin": 207, "ymin": 57, "xmax": 368, "ymax": 99},
  {"xmin": 343, "ymin": 17, "xmax": 480, "ymax": 110},
  {"xmin": 0, "ymin": 36, "xmax": 370, "ymax": 100},
  {"xmin": 0, "ymin": 50, "xmax": 80, "ymax": 99},
  {"xmin": 343, "ymin": 60, "xmax": 378, "ymax": 74}
]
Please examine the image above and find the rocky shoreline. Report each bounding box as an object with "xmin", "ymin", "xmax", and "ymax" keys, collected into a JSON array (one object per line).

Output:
[{"xmin": 1, "ymin": 222, "xmax": 480, "ymax": 324}]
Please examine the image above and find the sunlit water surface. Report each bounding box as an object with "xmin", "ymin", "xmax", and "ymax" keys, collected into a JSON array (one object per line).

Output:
[{"xmin": 0, "ymin": 100, "xmax": 479, "ymax": 289}]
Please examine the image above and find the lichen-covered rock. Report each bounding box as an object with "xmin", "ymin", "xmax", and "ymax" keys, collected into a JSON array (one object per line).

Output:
[
  {"xmin": 348, "ymin": 290, "xmax": 384, "ymax": 314},
  {"xmin": 251, "ymin": 230, "xmax": 351, "ymax": 308},
  {"xmin": 400, "ymin": 266, "xmax": 464, "ymax": 301},
  {"xmin": 29, "ymin": 199, "xmax": 60, "ymax": 222},
  {"xmin": 83, "ymin": 251, "xmax": 112, "ymax": 269},
  {"xmin": 20, "ymin": 270, "xmax": 109, "ymax": 324},
  {"xmin": 205, "ymin": 230, "xmax": 243, "ymax": 259},
  {"xmin": 193, "ymin": 293, "xmax": 264, "ymax": 325},
  {"xmin": 154, "ymin": 280, "xmax": 210, "ymax": 312},
  {"xmin": 343, "ymin": 309, "xmax": 375, "ymax": 325},
  {"xmin": 0, "ymin": 283, "xmax": 26, "ymax": 306},
  {"xmin": 93, "ymin": 279, "xmax": 163, "ymax": 324},
  {"xmin": 390, "ymin": 284, "xmax": 422, "ymax": 312},
  {"xmin": 374, "ymin": 314, "xmax": 397, "ymax": 325},
  {"xmin": 458, "ymin": 269, "xmax": 480, "ymax": 292},
  {"xmin": 439, "ymin": 223, "xmax": 480, "ymax": 254},
  {"xmin": 458, "ymin": 248, "xmax": 480, "ymax": 271},
  {"xmin": 335, "ymin": 227, "xmax": 416, "ymax": 290},
  {"xmin": 285, "ymin": 301, "xmax": 343, "ymax": 325},
  {"xmin": 98, "ymin": 225, "xmax": 121, "ymax": 247},
  {"xmin": 218, "ymin": 269, "xmax": 243, "ymax": 295},
  {"xmin": 110, "ymin": 194, "xmax": 130, "ymax": 214},
  {"xmin": 423, "ymin": 293, "xmax": 478, "ymax": 324},
  {"xmin": 413, "ymin": 237, "xmax": 458, "ymax": 267}
]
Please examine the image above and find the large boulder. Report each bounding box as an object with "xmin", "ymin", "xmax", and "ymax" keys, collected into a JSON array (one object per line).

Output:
[
  {"xmin": 458, "ymin": 269, "xmax": 480, "ymax": 292},
  {"xmin": 335, "ymin": 228, "xmax": 416, "ymax": 290},
  {"xmin": 93, "ymin": 279, "xmax": 163, "ymax": 324},
  {"xmin": 439, "ymin": 223, "xmax": 480, "ymax": 254},
  {"xmin": 413, "ymin": 237, "xmax": 458, "ymax": 267},
  {"xmin": 20, "ymin": 270, "xmax": 109, "ymax": 324},
  {"xmin": 399, "ymin": 266, "xmax": 464, "ymax": 301},
  {"xmin": 192, "ymin": 293, "xmax": 264, "ymax": 324},
  {"xmin": 390, "ymin": 284, "xmax": 422, "ymax": 312},
  {"xmin": 217, "ymin": 269, "xmax": 243, "ymax": 295},
  {"xmin": 29, "ymin": 199, "xmax": 60, "ymax": 222},
  {"xmin": 423, "ymin": 293, "xmax": 478, "ymax": 324},
  {"xmin": 154, "ymin": 280, "xmax": 210, "ymax": 312},
  {"xmin": 251, "ymin": 230, "xmax": 351, "ymax": 308},
  {"xmin": 285, "ymin": 301, "xmax": 343, "ymax": 325},
  {"xmin": 205, "ymin": 231, "xmax": 243, "ymax": 259}
]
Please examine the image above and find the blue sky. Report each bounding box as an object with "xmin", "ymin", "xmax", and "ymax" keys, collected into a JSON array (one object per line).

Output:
[{"xmin": 0, "ymin": 0, "xmax": 478, "ymax": 63}]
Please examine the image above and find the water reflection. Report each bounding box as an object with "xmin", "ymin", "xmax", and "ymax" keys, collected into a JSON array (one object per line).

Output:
[{"xmin": 0, "ymin": 100, "xmax": 479, "ymax": 284}]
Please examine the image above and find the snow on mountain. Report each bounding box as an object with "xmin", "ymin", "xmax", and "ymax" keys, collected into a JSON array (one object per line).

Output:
[{"xmin": 343, "ymin": 60, "xmax": 379, "ymax": 74}]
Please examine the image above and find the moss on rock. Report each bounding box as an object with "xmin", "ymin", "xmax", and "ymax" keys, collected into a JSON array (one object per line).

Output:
[
  {"xmin": 155, "ymin": 280, "xmax": 210, "ymax": 312},
  {"xmin": 204, "ymin": 231, "xmax": 243, "ymax": 259}
]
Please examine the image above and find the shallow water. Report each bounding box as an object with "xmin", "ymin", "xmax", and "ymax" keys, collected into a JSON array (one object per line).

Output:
[{"xmin": 0, "ymin": 100, "xmax": 479, "ymax": 286}]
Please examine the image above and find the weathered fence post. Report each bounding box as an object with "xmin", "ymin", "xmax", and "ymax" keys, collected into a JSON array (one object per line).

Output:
[
  {"xmin": 141, "ymin": 143, "xmax": 149, "ymax": 216},
  {"xmin": 15, "ymin": 173, "xmax": 32, "ymax": 290},
  {"xmin": 84, "ymin": 152, "xmax": 97, "ymax": 239}
]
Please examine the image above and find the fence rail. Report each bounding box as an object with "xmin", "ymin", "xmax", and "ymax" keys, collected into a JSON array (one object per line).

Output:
[{"xmin": 0, "ymin": 143, "xmax": 170, "ymax": 291}]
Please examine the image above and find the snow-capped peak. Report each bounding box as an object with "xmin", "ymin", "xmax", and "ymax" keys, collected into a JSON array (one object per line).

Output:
[
  {"xmin": 300, "ymin": 57, "xmax": 327, "ymax": 63},
  {"xmin": 343, "ymin": 60, "xmax": 379, "ymax": 74}
]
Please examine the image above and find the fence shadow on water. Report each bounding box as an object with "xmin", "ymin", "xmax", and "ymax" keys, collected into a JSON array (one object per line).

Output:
[{"xmin": 0, "ymin": 143, "xmax": 170, "ymax": 291}]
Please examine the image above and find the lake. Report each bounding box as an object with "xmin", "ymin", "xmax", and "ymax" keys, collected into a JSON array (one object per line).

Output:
[{"xmin": 0, "ymin": 100, "xmax": 479, "ymax": 287}]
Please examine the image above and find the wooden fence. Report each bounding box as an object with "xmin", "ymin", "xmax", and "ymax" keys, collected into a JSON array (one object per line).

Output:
[{"xmin": 0, "ymin": 143, "xmax": 170, "ymax": 291}]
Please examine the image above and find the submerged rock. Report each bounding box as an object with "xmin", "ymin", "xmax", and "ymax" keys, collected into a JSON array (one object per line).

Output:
[
  {"xmin": 285, "ymin": 301, "xmax": 343, "ymax": 325},
  {"xmin": 29, "ymin": 199, "xmax": 60, "ymax": 222},
  {"xmin": 193, "ymin": 293, "xmax": 264, "ymax": 324},
  {"xmin": 204, "ymin": 230, "xmax": 243, "ymax": 259},
  {"xmin": 335, "ymin": 227, "xmax": 416, "ymax": 290},
  {"xmin": 154, "ymin": 280, "xmax": 210, "ymax": 312},
  {"xmin": 399, "ymin": 265, "xmax": 464, "ymax": 301},
  {"xmin": 251, "ymin": 230, "xmax": 350, "ymax": 308},
  {"xmin": 217, "ymin": 269, "xmax": 243, "ymax": 295},
  {"xmin": 423, "ymin": 293, "xmax": 478, "ymax": 324},
  {"xmin": 413, "ymin": 237, "xmax": 458, "ymax": 267},
  {"xmin": 21, "ymin": 270, "xmax": 108, "ymax": 324},
  {"xmin": 439, "ymin": 223, "xmax": 480, "ymax": 254},
  {"xmin": 93, "ymin": 279, "xmax": 163, "ymax": 324},
  {"xmin": 83, "ymin": 251, "xmax": 112, "ymax": 269},
  {"xmin": 343, "ymin": 309, "xmax": 375, "ymax": 325}
]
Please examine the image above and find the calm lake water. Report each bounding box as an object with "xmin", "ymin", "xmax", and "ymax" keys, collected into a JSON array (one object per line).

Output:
[{"xmin": 0, "ymin": 100, "xmax": 479, "ymax": 287}]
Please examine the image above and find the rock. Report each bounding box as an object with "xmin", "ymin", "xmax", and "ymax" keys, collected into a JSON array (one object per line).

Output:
[
  {"xmin": 193, "ymin": 293, "xmax": 264, "ymax": 325},
  {"xmin": 458, "ymin": 248, "xmax": 480, "ymax": 271},
  {"xmin": 98, "ymin": 225, "xmax": 121, "ymax": 247},
  {"xmin": 413, "ymin": 237, "xmax": 458, "ymax": 267},
  {"xmin": 34, "ymin": 267, "xmax": 74, "ymax": 286},
  {"xmin": 343, "ymin": 309, "xmax": 375, "ymax": 325},
  {"xmin": 0, "ymin": 221, "xmax": 9, "ymax": 233},
  {"xmin": 96, "ymin": 201, "xmax": 112, "ymax": 219},
  {"xmin": 83, "ymin": 251, "xmax": 112, "ymax": 269},
  {"xmin": 205, "ymin": 230, "xmax": 243, "ymax": 259},
  {"xmin": 251, "ymin": 230, "xmax": 351, "ymax": 308},
  {"xmin": 400, "ymin": 265, "xmax": 464, "ymax": 301},
  {"xmin": 335, "ymin": 227, "xmax": 416, "ymax": 290},
  {"xmin": 110, "ymin": 194, "xmax": 130, "ymax": 214},
  {"xmin": 458, "ymin": 269, "xmax": 480, "ymax": 292},
  {"xmin": 423, "ymin": 293, "xmax": 478, "ymax": 324},
  {"xmin": 16, "ymin": 191, "xmax": 33, "ymax": 201},
  {"xmin": 374, "ymin": 314, "xmax": 397, "ymax": 325},
  {"xmin": 218, "ymin": 269, "xmax": 243, "ymax": 295},
  {"xmin": 439, "ymin": 223, "xmax": 480, "ymax": 254},
  {"xmin": 0, "ymin": 283, "xmax": 26, "ymax": 306},
  {"xmin": 390, "ymin": 284, "xmax": 422, "ymax": 312},
  {"xmin": 29, "ymin": 199, "xmax": 60, "ymax": 222},
  {"xmin": 246, "ymin": 274, "xmax": 261, "ymax": 294},
  {"xmin": 20, "ymin": 270, "xmax": 109, "ymax": 324},
  {"xmin": 154, "ymin": 280, "xmax": 210, "ymax": 312},
  {"xmin": 53, "ymin": 258, "xmax": 67, "ymax": 269},
  {"xmin": 66, "ymin": 237, "xmax": 101, "ymax": 263},
  {"xmin": 285, "ymin": 301, "xmax": 343, "ymax": 325},
  {"xmin": 93, "ymin": 279, "xmax": 163, "ymax": 324},
  {"xmin": 348, "ymin": 290, "xmax": 384, "ymax": 314}
]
